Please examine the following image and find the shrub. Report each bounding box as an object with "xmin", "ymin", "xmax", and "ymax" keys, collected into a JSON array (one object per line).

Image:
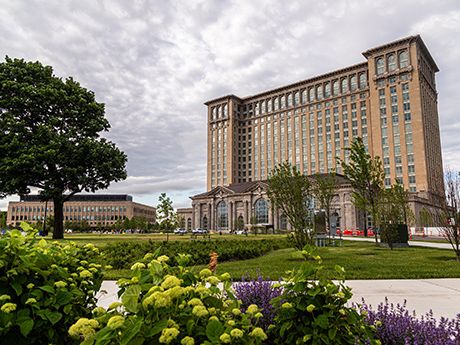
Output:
[
  {"xmin": 268, "ymin": 249, "xmax": 378, "ymax": 344},
  {"xmin": 103, "ymin": 238, "xmax": 291, "ymax": 269},
  {"xmin": 0, "ymin": 223, "xmax": 105, "ymax": 345},
  {"xmin": 234, "ymin": 276, "xmax": 282, "ymax": 330},
  {"xmin": 362, "ymin": 299, "xmax": 460, "ymax": 344},
  {"xmin": 70, "ymin": 252, "xmax": 268, "ymax": 344}
]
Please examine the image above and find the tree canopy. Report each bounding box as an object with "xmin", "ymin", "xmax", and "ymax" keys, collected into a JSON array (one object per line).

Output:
[
  {"xmin": 341, "ymin": 137, "xmax": 384, "ymax": 239},
  {"xmin": 156, "ymin": 193, "xmax": 177, "ymax": 230},
  {"xmin": 0, "ymin": 57, "xmax": 127, "ymax": 238},
  {"xmin": 267, "ymin": 161, "xmax": 314, "ymax": 249}
]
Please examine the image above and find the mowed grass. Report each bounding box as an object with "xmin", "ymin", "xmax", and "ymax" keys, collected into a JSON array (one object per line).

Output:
[
  {"xmin": 103, "ymin": 240, "xmax": 460, "ymax": 281},
  {"xmin": 47, "ymin": 232, "xmax": 286, "ymax": 247}
]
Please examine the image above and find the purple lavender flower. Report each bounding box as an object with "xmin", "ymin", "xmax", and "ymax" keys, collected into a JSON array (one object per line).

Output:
[
  {"xmin": 361, "ymin": 298, "xmax": 460, "ymax": 344},
  {"xmin": 233, "ymin": 276, "xmax": 282, "ymax": 330}
]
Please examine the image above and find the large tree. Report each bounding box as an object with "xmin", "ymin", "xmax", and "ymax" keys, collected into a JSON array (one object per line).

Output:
[
  {"xmin": 267, "ymin": 161, "xmax": 314, "ymax": 249},
  {"xmin": 340, "ymin": 137, "xmax": 384, "ymax": 241},
  {"xmin": 0, "ymin": 57, "xmax": 127, "ymax": 239}
]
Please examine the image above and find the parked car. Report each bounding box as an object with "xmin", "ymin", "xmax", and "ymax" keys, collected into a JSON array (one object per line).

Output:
[
  {"xmin": 192, "ymin": 228, "xmax": 207, "ymax": 234},
  {"xmin": 174, "ymin": 228, "xmax": 187, "ymax": 235}
]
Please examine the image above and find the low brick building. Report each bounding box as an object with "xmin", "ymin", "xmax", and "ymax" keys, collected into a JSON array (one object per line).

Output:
[{"xmin": 7, "ymin": 194, "xmax": 156, "ymax": 228}]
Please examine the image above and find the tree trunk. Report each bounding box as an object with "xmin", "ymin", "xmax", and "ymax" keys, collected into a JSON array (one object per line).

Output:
[
  {"xmin": 53, "ymin": 198, "xmax": 64, "ymax": 239},
  {"xmin": 363, "ymin": 210, "xmax": 368, "ymax": 237}
]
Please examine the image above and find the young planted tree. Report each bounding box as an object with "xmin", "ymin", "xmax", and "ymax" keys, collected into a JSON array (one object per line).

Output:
[
  {"xmin": 378, "ymin": 182, "xmax": 413, "ymax": 249},
  {"xmin": 267, "ymin": 161, "xmax": 314, "ymax": 249},
  {"xmin": 341, "ymin": 137, "xmax": 384, "ymax": 242},
  {"xmin": 156, "ymin": 193, "xmax": 177, "ymax": 231},
  {"xmin": 0, "ymin": 57, "xmax": 127, "ymax": 239},
  {"xmin": 437, "ymin": 169, "xmax": 460, "ymax": 261},
  {"xmin": 311, "ymin": 173, "xmax": 338, "ymax": 236}
]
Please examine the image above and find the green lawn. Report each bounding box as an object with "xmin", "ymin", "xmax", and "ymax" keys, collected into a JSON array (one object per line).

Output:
[
  {"xmin": 103, "ymin": 241, "xmax": 460, "ymax": 281},
  {"xmin": 47, "ymin": 232, "xmax": 286, "ymax": 247}
]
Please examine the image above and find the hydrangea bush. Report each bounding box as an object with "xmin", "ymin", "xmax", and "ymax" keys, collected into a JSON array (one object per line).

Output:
[
  {"xmin": 362, "ymin": 299, "xmax": 460, "ymax": 345},
  {"xmin": 267, "ymin": 249, "xmax": 379, "ymax": 344},
  {"xmin": 70, "ymin": 251, "xmax": 268, "ymax": 344},
  {"xmin": 0, "ymin": 223, "xmax": 105, "ymax": 344}
]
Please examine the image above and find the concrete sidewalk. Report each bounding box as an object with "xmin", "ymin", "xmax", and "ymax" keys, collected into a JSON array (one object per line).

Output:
[{"xmin": 97, "ymin": 278, "xmax": 460, "ymax": 319}]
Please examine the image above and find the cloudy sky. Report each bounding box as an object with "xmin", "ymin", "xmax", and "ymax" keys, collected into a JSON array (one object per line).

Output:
[{"xmin": 1, "ymin": 0, "xmax": 459, "ymax": 210}]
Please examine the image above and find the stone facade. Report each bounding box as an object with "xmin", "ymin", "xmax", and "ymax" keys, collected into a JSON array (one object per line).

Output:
[
  {"xmin": 7, "ymin": 194, "xmax": 156, "ymax": 228},
  {"xmin": 201, "ymin": 35, "xmax": 445, "ymax": 227},
  {"xmin": 191, "ymin": 176, "xmax": 360, "ymax": 232},
  {"xmin": 176, "ymin": 208, "xmax": 194, "ymax": 230}
]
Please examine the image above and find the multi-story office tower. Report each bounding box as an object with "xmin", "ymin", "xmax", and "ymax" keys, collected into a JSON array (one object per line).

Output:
[
  {"xmin": 205, "ymin": 35, "xmax": 444, "ymax": 206},
  {"xmin": 7, "ymin": 194, "xmax": 156, "ymax": 228}
]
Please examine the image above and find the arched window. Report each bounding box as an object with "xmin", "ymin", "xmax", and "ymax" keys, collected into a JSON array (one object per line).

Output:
[
  {"xmin": 187, "ymin": 218, "xmax": 192, "ymax": 230},
  {"xmin": 274, "ymin": 97, "xmax": 279, "ymax": 111},
  {"xmin": 279, "ymin": 214, "xmax": 287, "ymax": 230},
  {"xmin": 309, "ymin": 88, "xmax": 315, "ymax": 102},
  {"xmin": 294, "ymin": 91, "xmax": 300, "ymax": 106},
  {"xmin": 399, "ymin": 51, "xmax": 409, "ymax": 68},
  {"xmin": 202, "ymin": 216, "xmax": 208, "ymax": 230},
  {"xmin": 267, "ymin": 99, "xmax": 272, "ymax": 112},
  {"xmin": 280, "ymin": 95, "xmax": 286, "ymax": 109},
  {"xmin": 254, "ymin": 199, "xmax": 269, "ymax": 224},
  {"xmin": 332, "ymin": 80, "xmax": 339, "ymax": 96},
  {"xmin": 350, "ymin": 75, "xmax": 357, "ymax": 91},
  {"xmin": 324, "ymin": 82, "xmax": 331, "ymax": 98},
  {"xmin": 316, "ymin": 85, "xmax": 323, "ymax": 100},
  {"xmin": 237, "ymin": 215, "xmax": 244, "ymax": 230},
  {"xmin": 359, "ymin": 73, "xmax": 367, "ymax": 89},
  {"xmin": 341, "ymin": 78, "xmax": 348, "ymax": 93},
  {"xmin": 216, "ymin": 201, "xmax": 228, "ymax": 229},
  {"xmin": 301, "ymin": 89, "xmax": 307, "ymax": 104},
  {"xmin": 388, "ymin": 54, "xmax": 397, "ymax": 72},
  {"xmin": 287, "ymin": 93, "xmax": 293, "ymax": 107},
  {"xmin": 376, "ymin": 57, "xmax": 385, "ymax": 75}
]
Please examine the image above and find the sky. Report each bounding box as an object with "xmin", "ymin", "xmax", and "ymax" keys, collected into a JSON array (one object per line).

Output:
[{"xmin": 1, "ymin": 0, "xmax": 459, "ymax": 211}]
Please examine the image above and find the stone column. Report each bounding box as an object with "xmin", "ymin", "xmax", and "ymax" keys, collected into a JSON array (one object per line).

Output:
[
  {"xmin": 229, "ymin": 202, "xmax": 233, "ymax": 231},
  {"xmin": 209, "ymin": 203, "xmax": 213, "ymax": 231},
  {"xmin": 244, "ymin": 201, "xmax": 248, "ymax": 225}
]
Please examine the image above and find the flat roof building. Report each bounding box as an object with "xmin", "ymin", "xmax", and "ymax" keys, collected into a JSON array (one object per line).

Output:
[
  {"xmin": 192, "ymin": 35, "xmax": 445, "ymax": 231},
  {"xmin": 7, "ymin": 194, "xmax": 156, "ymax": 228}
]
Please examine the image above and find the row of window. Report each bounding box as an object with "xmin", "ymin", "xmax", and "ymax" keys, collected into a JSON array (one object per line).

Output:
[
  {"xmin": 245, "ymin": 74, "xmax": 368, "ymax": 118},
  {"xmin": 11, "ymin": 205, "xmax": 129, "ymax": 213},
  {"xmin": 215, "ymin": 199, "xmax": 269, "ymax": 229},
  {"xmin": 375, "ymin": 50, "xmax": 409, "ymax": 75},
  {"xmin": 11, "ymin": 215, "xmax": 128, "ymax": 221}
]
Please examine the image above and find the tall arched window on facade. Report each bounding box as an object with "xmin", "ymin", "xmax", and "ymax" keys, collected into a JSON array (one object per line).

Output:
[
  {"xmin": 332, "ymin": 80, "xmax": 339, "ymax": 96},
  {"xmin": 202, "ymin": 216, "xmax": 208, "ymax": 230},
  {"xmin": 341, "ymin": 78, "xmax": 348, "ymax": 93},
  {"xmin": 316, "ymin": 85, "xmax": 323, "ymax": 100},
  {"xmin": 279, "ymin": 214, "xmax": 287, "ymax": 230},
  {"xmin": 350, "ymin": 75, "xmax": 357, "ymax": 91},
  {"xmin": 187, "ymin": 218, "xmax": 192, "ymax": 230},
  {"xmin": 254, "ymin": 199, "xmax": 269, "ymax": 224},
  {"xmin": 376, "ymin": 57, "xmax": 385, "ymax": 75},
  {"xmin": 399, "ymin": 51, "xmax": 409, "ymax": 68},
  {"xmin": 388, "ymin": 54, "xmax": 397, "ymax": 72},
  {"xmin": 309, "ymin": 88, "xmax": 315, "ymax": 102},
  {"xmin": 324, "ymin": 82, "xmax": 331, "ymax": 98},
  {"xmin": 359, "ymin": 73, "xmax": 367, "ymax": 89},
  {"xmin": 216, "ymin": 201, "xmax": 228, "ymax": 229}
]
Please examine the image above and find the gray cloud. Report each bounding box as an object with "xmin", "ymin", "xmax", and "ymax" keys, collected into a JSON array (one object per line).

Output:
[{"xmin": 1, "ymin": 0, "xmax": 459, "ymax": 210}]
